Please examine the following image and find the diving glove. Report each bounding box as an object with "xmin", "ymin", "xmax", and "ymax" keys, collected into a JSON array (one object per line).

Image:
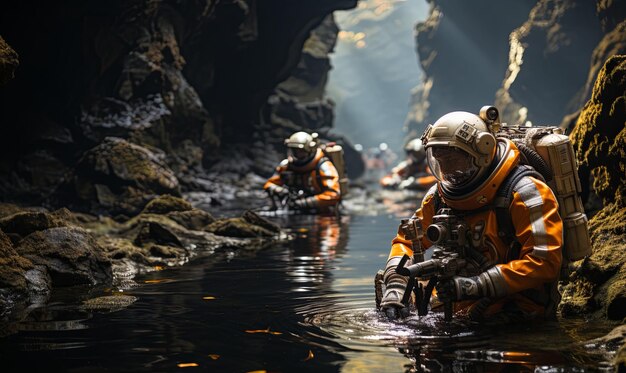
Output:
[
  {"xmin": 380, "ymin": 256, "xmax": 411, "ymax": 319},
  {"xmin": 267, "ymin": 184, "xmax": 290, "ymax": 198},
  {"xmin": 436, "ymin": 267, "xmax": 507, "ymax": 302}
]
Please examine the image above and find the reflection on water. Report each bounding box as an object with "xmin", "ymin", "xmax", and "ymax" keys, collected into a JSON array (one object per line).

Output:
[{"xmin": 0, "ymin": 214, "xmax": 619, "ymax": 372}]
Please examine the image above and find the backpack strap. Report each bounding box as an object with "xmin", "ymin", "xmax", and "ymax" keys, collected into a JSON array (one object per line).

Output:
[
  {"xmin": 315, "ymin": 156, "xmax": 332, "ymax": 192},
  {"xmin": 494, "ymin": 165, "xmax": 546, "ymax": 261}
]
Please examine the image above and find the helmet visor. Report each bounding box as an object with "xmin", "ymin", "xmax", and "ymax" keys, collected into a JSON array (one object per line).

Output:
[
  {"xmin": 427, "ymin": 147, "xmax": 479, "ymax": 187},
  {"xmin": 288, "ymin": 147, "xmax": 313, "ymax": 162}
]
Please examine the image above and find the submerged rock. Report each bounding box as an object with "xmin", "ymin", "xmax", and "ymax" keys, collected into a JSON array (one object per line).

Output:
[
  {"xmin": 581, "ymin": 324, "xmax": 626, "ymax": 370},
  {"xmin": 80, "ymin": 294, "xmax": 137, "ymax": 313}
]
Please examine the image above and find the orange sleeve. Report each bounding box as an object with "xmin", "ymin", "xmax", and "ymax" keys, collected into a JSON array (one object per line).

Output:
[
  {"xmin": 497, "ymin": 176, "xmax": 563, "ymax": 294},
  {"xmin": 388, "ymin": 188, "xmax": 436, "ymax": 258},
  {"xmin": 314, "ymin": 160, "xmax": 341, "ymax": 207},
  {"xmin": 263, "ymin": 164, "xmax": 287, "ymax": 190},
  {"xmin": 414, "ymin": 174, "xmax": 437, "ymax": 189}
]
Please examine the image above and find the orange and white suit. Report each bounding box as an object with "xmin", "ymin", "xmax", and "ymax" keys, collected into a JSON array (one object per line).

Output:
[
  {"xmin": 380, "ymin": 159, "xmax": 437, "ymax": 190},
  {"xmin": 264, "ymin": 148, "xmax": 341, "ymax": 212},
  {"xmin": 387, "ymin": 139, "xmax": 562, "ymax": 320}
]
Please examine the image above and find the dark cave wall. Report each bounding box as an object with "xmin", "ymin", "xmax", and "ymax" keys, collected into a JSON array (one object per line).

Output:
[
  {"xmin": 405, "ymin": 0, "xmax": 536, "ymax": 134},
  {"xmin": 0, "ymin": 0, "xmax": 357, "ymax": 205},
  {"xmin": 495, "ymin": 0, "xmax": 604, "ymax": 126},
  {"xmin": 0, "ymin": 35, "xmax": 18, "ymax": 86},
  {"xmin": 407, "ymin": 0, "xmax": 625, "ymax": 133}
]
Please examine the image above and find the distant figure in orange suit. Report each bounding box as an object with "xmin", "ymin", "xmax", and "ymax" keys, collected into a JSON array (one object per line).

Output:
[
  {"xmin": 264, "ymin": 131, "xmax": 341, "ymax": 214},
  {"xmin": 380, "ymin": 138, "xmax": 436, "ymax": 190}
]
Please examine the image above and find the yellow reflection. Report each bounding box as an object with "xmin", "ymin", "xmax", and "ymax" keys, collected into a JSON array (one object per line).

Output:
[
  {"xmin": 245, "ymin": 327, "xmax": 282, "ymax": 335},
  {"xmin": 355, "ymin": 40, "xmax": 366, "ymax": 49},
  {"xmin": 177, "ymin": 362, "xmax": 199, "ymax": 368},
  {"xmin": 153, "ymin": 266, "xmax": 165, "ymax": 271},
  {"xmin": 208, "ymin": 354, "xmax": 220, "ymax": 360},
  {"xmin": 144, "ymin": 279, "xmax": 170, "ymax": 284},
  {"xmin": 202, "ymin": 296, "xmax": 216, "ymax": 300},
  {"xmin": 354, "ymin": 32, "xmax": 365, "ymax": 41},
  {"xmin": 304, "ymin": 350, "xmax": 314, "ymax": 361}
]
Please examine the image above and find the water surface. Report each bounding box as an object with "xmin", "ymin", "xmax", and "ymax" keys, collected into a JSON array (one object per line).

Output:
[{"xmin": 0, "ymin": 213, "xmax": 619, "ymax": 372}]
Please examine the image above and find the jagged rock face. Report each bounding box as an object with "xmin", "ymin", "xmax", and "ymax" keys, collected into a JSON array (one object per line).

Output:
[
  {"xmin": 571, "ymin": 55, "xmax": 626, "ymax": 206},
  {"xmin": 0, "ymin": 0, "xmax": 357, "ymax": 207},
  {"xmin": 409, "ymin": 0, "xmax": 624, "ymax": 132},
  {"xmin": 406, "ymin": 0, "xmax": 535, "ymax": 133},
  {"xmin": 204, "ymin": 15, "xmax": 365, "ymax": 180},
  {"xmin": 496, "ymin": 0, "xmax": 604, "ymax": 125},
  {"xmin": 562, "ymin": 2, "xmax": 626, "ymax": 130},
  {"xmin": 559, "ymin": 55, "xmax": 626, "ymax": 320},
  {"xmin": 0, "ymin": 36, "xmax": 18, "ymax": 86}
]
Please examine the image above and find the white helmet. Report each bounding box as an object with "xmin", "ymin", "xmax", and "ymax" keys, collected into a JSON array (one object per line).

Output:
[
  {"xmin": 404, "ymin": 138, "xmax": 426, "ymax": 163},
  {"xmin": 285, "ymin": 131, "xmax": 319, "ymax": 165},
  {"xmin": 421, "ymin": 110, "xmax": 497, "ymax": 190}
]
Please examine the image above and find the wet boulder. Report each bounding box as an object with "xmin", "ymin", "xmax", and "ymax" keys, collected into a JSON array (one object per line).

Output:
[
  {"xmin": 71, "ymin": 137, "xmax": 181, "ymax": 216},
  {"xmin": 141, "ymin": 194, "xmax": 192, "ymax": 214},
  {"xmin": 580, "ymin": 324, "xmax": 626, "ymax": 370},
  {"xmin": 0, "ymin": 210, "xmax": 68, "ymax": 244},
  {"xmin": 206, "ymin": 210, "xmax": 280, "ymax": 238},
  {"xmin": 141, "ymin": 194, "xmax": 215, "ymax": 231},
  {"xmin": 15, "ymin": 226, "xmax": 112, "ymax": 287},
  {"xmin": 134, "ymin": 221, "xmax": 183, "ymax": 248},
  {"xmin": 559, "ymin": 55, "xmax": 626, "ymax": 320},
  {"xmin": 0, "ymin": 229, "xmax": 35, "ymax": 293}
]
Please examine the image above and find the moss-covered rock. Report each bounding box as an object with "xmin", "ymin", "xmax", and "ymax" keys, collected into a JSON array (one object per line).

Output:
[
  {"xmin": 70, "ymin": 137, "xmax": 181, "ymax": 216},
  {"xmin": 0, "ymin": 229, "xmax": 34, "ymax": 292},
  {"xmin": 206, "ymin": 211, "xmax": 279, "ymax": 238},
  {"xmin": 15, "ymin": 226, "xmax": 112, "ymax": 287},
  {"xmin": 140, "ymin": 195, "xmax": 215, "ymax": 230},
  {"xmin": 166, "ymin": 210, "xmax": 215, "ymax": 231},
  {"xmin": 0, "ymin": 211, "xmax": 68, "ymax": 242},
  {"xmin": 0, "ymin": 35, "xmax": 18, "ymax": 86},
  {"xmin": 141, "ymin": 195, "xmax": 192, "ymax": 214},
  {"xmin": 560, "ymin": 55, "xmax": 626, "ymax": 321}
]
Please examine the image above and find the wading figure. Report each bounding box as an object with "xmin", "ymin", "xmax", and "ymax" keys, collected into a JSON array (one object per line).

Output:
[
  {"xmin": 380, "ymin": 138, "xmax": 436, "ymax": 190},
  {"xmin": 380, "ymin": 109, "xmax": 563, "ymax": 322},
  {"xmin": 264, "ymin": 131, "xmax": 341, "ymax": 214}
]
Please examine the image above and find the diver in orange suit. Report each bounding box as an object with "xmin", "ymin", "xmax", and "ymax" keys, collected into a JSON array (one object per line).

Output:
[
  {"xmin": 264, "ymin": 131, "xmax": 341, "ymax": 213},
  {"xmin": 380, "ymin": 138, "xmax": 436, "ymax": 190},
  {"xmin": 380, "ymin": 108, "xmax": 563, "ymax": 322}
]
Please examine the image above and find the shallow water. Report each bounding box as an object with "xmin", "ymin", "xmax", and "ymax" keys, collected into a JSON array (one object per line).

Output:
[{"xmin": 0, "ymin": 213, "xmax": 619, "ymax": 372}]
